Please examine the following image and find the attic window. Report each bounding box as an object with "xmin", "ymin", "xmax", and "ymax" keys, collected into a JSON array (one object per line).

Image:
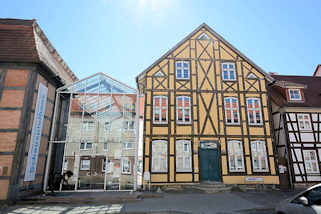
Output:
[
  {"xmin": 198, "ymin": 33, "xmax": 210, "ymax": 40},
  {"xmin": 247, "ymin": 73, "xmax": 258, "ymax": 79},
  {"xmin": 288, "ymin": 89, "xmax": 303, "ymax": 101},
  {"xmin": 155, "ymin": 70, "xmax": 165, "ymax": 77}
]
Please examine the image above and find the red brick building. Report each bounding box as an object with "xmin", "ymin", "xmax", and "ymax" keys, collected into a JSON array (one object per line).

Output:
[{"xmin": 0, "ymin": 18, "xmax": 77, "ymax": 201}]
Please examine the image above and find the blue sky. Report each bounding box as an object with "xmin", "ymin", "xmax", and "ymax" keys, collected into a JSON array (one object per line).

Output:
[{"xmin": 3, "ymin": 0, "xmax": 321, "ymax": 87}]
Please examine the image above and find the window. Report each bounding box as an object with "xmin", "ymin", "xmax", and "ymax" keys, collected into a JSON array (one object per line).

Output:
[
  {"xmin": 222, "ymin": 62, "xmax": 236, "ymax": 81},
  {"xmin": 246, "ymin": 98, "xmax": 263, "ymax": 125},
  {"xmin": 80, "ymin": 159, "xmax": 90, "ymax": 170},
  {"xmin": 80, "ymin": 142, "xmax": 93, "ymax": 150},
  {"xmin": 176, "ymin": 140, "xmax": 192, "ymax": 172},
  {"xmin": 123, "ymin": 103, "xmax": 136, "ymax": 118},
  {"xmin": 176, "ymin": 61, "xmax": 190, "ymax": 79},
  {"xmin": 153, "ymin": 96, "xmax": 168, "ymax": 124},
  {"xmin": 176, "ymin": 96, "xmax": 191, "ymax": 124},
  {"xmin": 104, "ymin": 121, "xmax": 111, "ymax": 132},
  {"xmin": 224, "ymin": 97, "xmax": 240, "ymax": 124},
  {"xmin": 152, "ymin": 140, "xmax": 168, "ymax": 172},
  {"xmin": 63, "ymin": 159, "xmax": 68, "ymax": 170},
  {"xmin": 121, "ymin": 158, "xmax": 131, "ymax": 174},
  {"xmin": 102, "ymin": 159, "xmax": 113, "ymax": 173},
  {"xmin": 303, "ymin": 150, "xmax": 319, "ymax": 174},
  {"xmin": 124, "ymin": 142, "xmax": 135, "ymax": 150},
  {"xmin": 123, "ymin": 120, "xmax": 135, "ymax": 131},
  {"xmin": 82, "ymin": 121, "xmax": 95, "ymax": 131},
  {"xmin": 251, "ymin": 141, "xmax": 269, "ymax": 172},
  {"xmin": 103, "ymin": 142, "xmax": 108, "ymax": 151},
  {"xmin": 227, "ymin": 141, "xmax": 245, "ymax": 172},
  {"xmin": 297, "ymin": 114, "xmax": 312, "ymax": 131},
  {"xmin": 288, "ymin": 89, "xmax": 302, "ymax": 101}
]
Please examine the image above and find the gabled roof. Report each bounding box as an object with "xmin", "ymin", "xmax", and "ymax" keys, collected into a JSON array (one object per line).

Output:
[
  {"xmin": 313, "ymin": 64, "xmax": 321, "ymax": 76},
  {"xmin": 0, "ymin": 18, "xmax": 77, "ymax": 84},
  {"xmin": 136, "ymin": 23, "xmax": 273, "ymax": 82},
  {"xmin": 270, "ymin": 75, "xmax": 321, "ymax": 108}
]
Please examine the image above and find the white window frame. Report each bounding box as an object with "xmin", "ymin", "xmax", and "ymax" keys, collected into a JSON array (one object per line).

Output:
[
  {"xmin": 176, "ymin": 140, "xmax": 192, "ymax": 172},
  {"xmin": 123, "ymin": 120, "xmax": 135, "ymax": 131},
  {"xmin": 104, "ymin": 121, "xmax": 111, "ymax": 132},
  {"xmin": 246, "ymin": 98, "xmax": 263, "ymax": 125},
  {"xmin": 176, "ymin": 96, "xmax": 192, "ymax": 124},
  {"xmin": 153, "ymin": 96, "xmax": 168, "ymax": 124},
  {"xmin": 80, "ymin": 142, "xmax": 93, "ymax": 150},
  {"xmin": 288, "ymin": 89, "xmax": 302, "ymax": 101},
  {"xmin": 103, "ymin": 142, "xmax": 108, "ymax": 151},
  {"xmin": 251, "ymin": 141, "xmax": 269, "ymax": 172},
  {"xmin": 297, "ymin": 114, "xmax": 312, "ymax": 131},
  {"xmin": 303, "ymin": 150, "xmax": 319, "ymax": 174},
  {"xmin": 152, "ymin": 140, "xmax": 168, "ymax": 173},
  {"xmin": 224, "ymin": 97, "xmax": 240, "ymax": 125},
  {"xmin": 63, "ymin": 159, "xmax": 68, "ymax": 170},
  {"xmin": 121, "ymin": 158, "xmax": 131, "ymax": 174},
  {"xmin": 80, "ymin": 159, "xmax": 90, "ymax": 171},
  {"xmin": 221, "ymin": 62, "xmax": 236, "ymax": 81},
  {"xmin": 123, "ymin": 142, "xmax": 135, "ymax": 150},
  {"xmin": 175, "ymin": 61, "xmax": 190, "ymax": 80},
  {"xmin": 227, "ymin": 140, "xmax": 245, "ymax": 172},
  {"xmin": 123, "ymin": 103, "xmax": 136, "ymax": 118}
]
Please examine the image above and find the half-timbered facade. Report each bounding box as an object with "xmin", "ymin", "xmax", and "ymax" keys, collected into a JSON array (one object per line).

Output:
[
  {"xmin": 270, "ymin": 74, "xmax": 321, "ymax": 189},
  {"xmin": 136, "ymin": 23, "xmax": 279, "ymax": 185}
]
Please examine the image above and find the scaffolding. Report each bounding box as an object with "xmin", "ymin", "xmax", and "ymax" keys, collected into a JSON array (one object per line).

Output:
[{"xmin": 43, "ymin": 73, "xmax": 138, "ymax": 191}]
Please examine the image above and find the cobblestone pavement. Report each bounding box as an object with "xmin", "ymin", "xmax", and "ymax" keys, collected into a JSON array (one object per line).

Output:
[{"xmin": 3, "ymin": 190, "xmax": 297, "ymax": 214}]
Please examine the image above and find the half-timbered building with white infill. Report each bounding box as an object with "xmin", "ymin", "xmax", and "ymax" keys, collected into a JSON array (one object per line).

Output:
[
  {"xmin": 136, "ymin": 23, "xmax": 279, "ymax": 186},
  {"xmin": 270, "ymin": 74, "xmax": 321, "ymax": 189}
]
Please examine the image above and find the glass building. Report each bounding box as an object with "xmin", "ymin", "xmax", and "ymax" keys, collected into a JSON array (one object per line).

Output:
[{"xmin": 44, "ymin": 73, "xmax": 138, "ymax": 191}]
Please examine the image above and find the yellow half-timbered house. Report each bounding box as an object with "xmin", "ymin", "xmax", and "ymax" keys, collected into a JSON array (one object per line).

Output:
[{"xmin": 136, "ymin": 23, "xmax": 279, "ymax": 186}]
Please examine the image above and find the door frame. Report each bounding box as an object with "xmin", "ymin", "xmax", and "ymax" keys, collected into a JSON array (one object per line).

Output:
[{"xmin": 199, "ymin": 140, "xmax": 222, "ymax": 182}]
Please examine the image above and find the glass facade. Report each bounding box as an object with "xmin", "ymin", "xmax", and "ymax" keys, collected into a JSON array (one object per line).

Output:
[{"xmin": 50, "ymin": 73, "xmax": 137, "ymax": 191}]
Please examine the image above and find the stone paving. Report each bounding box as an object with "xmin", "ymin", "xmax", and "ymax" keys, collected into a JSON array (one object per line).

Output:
[{"xmin": 3, "ymin": 190, "xmax": 298, "ymax": 214}]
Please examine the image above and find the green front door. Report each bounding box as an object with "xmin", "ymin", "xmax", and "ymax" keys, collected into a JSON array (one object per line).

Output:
[{"xmin": 200, "ymin": 142, "xmax": 221, "ymax": 182}]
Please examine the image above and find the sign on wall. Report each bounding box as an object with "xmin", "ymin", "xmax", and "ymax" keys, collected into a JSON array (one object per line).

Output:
[{"xmin": 24, "ymin": 83, "xmax": 48, "ymax": 181}]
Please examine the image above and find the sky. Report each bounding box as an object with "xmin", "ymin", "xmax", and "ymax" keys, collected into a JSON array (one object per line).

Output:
[{"xmin": 2, "ymin": 0, "xmax": 321, "ymax": 87}]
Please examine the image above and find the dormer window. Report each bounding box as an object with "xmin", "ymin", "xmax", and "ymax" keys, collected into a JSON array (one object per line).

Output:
[{"xmin": 288, "ymin": 89, "xmax": 303, "ymax": 101}]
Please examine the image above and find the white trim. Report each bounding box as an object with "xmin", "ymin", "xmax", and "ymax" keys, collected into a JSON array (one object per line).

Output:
[
  {"xmin": 123, "ymin": 142, "xmax": 135, "ymax": 150},
  {"xmin": 175, "ymin": 61, "xmax": 190, "ymax": 80},
  {"xmin": 121, "ymin": 157, "xmax": 131, "ymax": 174},
  {"xmin": 224, "ymin": 97, "xmax": 240, "ymax": 125},
  {"xmin": 227, "ymin": 140, "xmax": 245, "ymax": 172},
  {"xmin": 80, "ymin": 142, "xmax": 93, "ymax": 150},
  {"xmin": 251, "ymin": 141, "xmax": 269, "ymax": 172},
  {"xmin": 153, "ymin": 96, "xmax": 168, "ymax": 124},
  {"xmin": 221, "ymin": 62, "xmax": 236, "ymax": 81},
  {"xmin": 246, "ymin": 98, "xmax": 263, "ymax": 125},
  {"xmin": 176, "ymin": 96, "xmax": 192, "ymax": 124},
  {"xmin": 151, "ymin": 140, "xmax": 168, "ymax": 173},
  {"xmin": 288, "ymin": 89, "xmax": 302, "ymax": 101},
  {"xmin": 175, "ymin": 140, "xmax": 192, "ymax": 172}
]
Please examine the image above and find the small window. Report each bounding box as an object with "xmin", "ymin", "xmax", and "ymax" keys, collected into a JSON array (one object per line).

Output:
[
  {"xmin": 251, "ymin": 141, "xmax": 269, "ymax": 172},
  {"xmin": 224, "ymin": 97, "xmax": 240, "ymax": 124},
  {"xmin": 247, "ymin": 98, "xmax": 263, "ymax": 125},
  {"xmin": 123, "ymin": 120, "xmax": 135, "ymax": 131},
  {"xmin": 121, "ymin": 158, "xmax": 131, "ymax": 174},
  {"xmin": 103, "ymin": 142, "xmax": 108, "ymax": 151},
  {"xmin": 222, "ymin": 62, "xmax": 236, "ymax": 81},
  {"xmin": 102, "ymin": 159, "xmax": 113, "ymax": 173},
  {"xmin": 303, "ymin": 150, "xmax": 319, "ymax": 174},
  {"xmin": 288, "ymin": 89, "xmax": 302, "ymax": 101},
  {"xmin": 176, "ymin": 140, "xmax": 192, "ymax": 172},
  {"xmin": 63, "ymin": 159, "xmax": 68, "ymax": 170},
  {"xmin": 80, "ymin": 142, "xmax": 93, "ymax": 150},
  {"xmin": 82, "ymin": 121, "xmax": 95, "ymax": 131},
  {"xmin": 153, "ymin": 96, "xmax": 168, "ymax": 124},
  {"xmin": 176, "ymin": 61, "xmax": 190, "ymax": 79},
  {"xmin": 176, "ymin": 96, "xmax": 191, "ymax": 124},
  {"xmin": 152, "ymin": 140, "xmax": 168, "ymax": 172},
  {"xmin": 104, "ymin": 122, "xmax": 111, "ymax": 132},
  {"xmin": 228, "ymin": 141, "xmax": 245, "ymax": 172},
  {"xmin": 124, "ymin": 142, "xmax": 135, "ymax": 150},
  {"xmin": 123, "ymin": 103, "xmax": 136, "ymax": 118},
  {"xmin": 297, "ymin": 114, "xmax": 312, "ymax": 131},
  {"xmin": 198, "ymin": 32, "xmax": 210, "ymax": 40},
  {"xmin": 80, "ymin": 159, "xmax": 90, "ymax": 170}
]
